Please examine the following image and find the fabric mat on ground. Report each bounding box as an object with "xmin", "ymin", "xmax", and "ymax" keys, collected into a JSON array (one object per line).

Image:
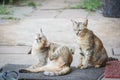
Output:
[
  {"xmin": 104, "ymin": 61, "xmax": 120, "ymax": 78},
  {"xmin": 2, "ymin": 64, "xmax": 104, "ymax": 80}
]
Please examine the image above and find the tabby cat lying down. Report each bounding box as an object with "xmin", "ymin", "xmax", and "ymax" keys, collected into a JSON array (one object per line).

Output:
[{"xmin": 19, "ymin": 29, "xmax": 73, "ymax": 76}]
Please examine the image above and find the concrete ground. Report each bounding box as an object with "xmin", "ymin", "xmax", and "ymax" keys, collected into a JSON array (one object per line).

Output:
[{"xmin": 0, "ymin": 0, "xmax": 120, "ymax": 79}]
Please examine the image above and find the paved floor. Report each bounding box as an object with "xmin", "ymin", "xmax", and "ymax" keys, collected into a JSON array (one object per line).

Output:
[
  {"xmin": 0, "ymin": 0, "xmax": 120, "ymax": 48},
  {"xmin": 0, "ymin": 46, "xmax": 120, "ymax": 67}
]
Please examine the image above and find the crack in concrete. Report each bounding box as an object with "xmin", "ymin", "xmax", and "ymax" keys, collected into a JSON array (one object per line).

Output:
[
  {"xmin": 54, "ymin": 10, "xmax": 63, "ymax": 18},
  {"xmin": 39, "ymin": 8, "xmax": 68, "ymax": 11}
]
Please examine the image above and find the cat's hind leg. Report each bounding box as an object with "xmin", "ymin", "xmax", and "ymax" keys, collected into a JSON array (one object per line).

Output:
[
  {"xmin": 44, "ymin": 66, "xmax": 71, "ymax": 76},
  {"xmin": 54, "ymin": 66, "xmax": 71, "ymax": 76}
]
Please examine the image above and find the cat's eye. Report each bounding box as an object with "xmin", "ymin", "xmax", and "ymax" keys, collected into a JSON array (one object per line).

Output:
[{"xmin": 39, "ymin": 37, "xmax": 41, "ymax": 40}]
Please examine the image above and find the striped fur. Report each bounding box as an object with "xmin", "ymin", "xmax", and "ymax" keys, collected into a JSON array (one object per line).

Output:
[
  {"xmin": 72, "ymin": 19, "xmax": 108, "ymax": 69},
  {"xmin": 20, "ymin": 30, "xmax": 73, "ymax": 76}
]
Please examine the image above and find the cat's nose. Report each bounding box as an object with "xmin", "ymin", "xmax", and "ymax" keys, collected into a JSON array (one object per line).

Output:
[{"xmin": 76, "ymin": 32, "xmax": 79, "ymax": 35}]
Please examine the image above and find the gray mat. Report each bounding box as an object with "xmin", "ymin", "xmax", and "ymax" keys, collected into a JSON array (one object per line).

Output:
[{"xmin": 2, "ymin": 64, "xmax": 104, "ymax": 80}]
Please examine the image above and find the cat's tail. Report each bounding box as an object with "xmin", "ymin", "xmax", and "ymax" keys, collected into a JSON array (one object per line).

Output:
[
  {"xmin": 107, "ymin": 57, "xmax": 118, "ymax": 61},
  {"xmin": 101, "ymin": 49, "xmax": 118, "ymax": 67},
  {"xmin": 55, "ymin": 66, "xmax": 71, "ymax": 76},
  {"xmin": 107, "ymin": 48, "xmax": 118, "ymax": 61}
]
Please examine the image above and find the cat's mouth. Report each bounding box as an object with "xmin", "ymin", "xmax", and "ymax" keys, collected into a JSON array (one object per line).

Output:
[{"xmin": 76, "ymin": 32, "xmax": 79, "ymax": 35}]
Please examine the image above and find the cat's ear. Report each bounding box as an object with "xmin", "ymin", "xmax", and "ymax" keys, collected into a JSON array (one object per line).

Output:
[
  {"xmin": 71, "ymin": 20, "xmax": 77, "ymax": 28},
  {"xmin": 40, "ymin": 28, "xmax": 46, "ymax": 36},
  {"xmin": 40, "ymin": 28, "xmax": 47, "ymax": 40},
  {"xmin": 40, "ymin": 28, "xmax": 44, "ymax": 35},
  {"xmin": 83, "ymin": 19, "xmax": 88, "ymax": 27}
]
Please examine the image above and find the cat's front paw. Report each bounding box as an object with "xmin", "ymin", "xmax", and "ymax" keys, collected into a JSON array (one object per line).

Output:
[
  {"xmin": 44, "ymin": 71, "xmax": 55, "ymax": 76},
  {"xmin": 80, "ymin": 65, "xmax": 88, "ymax": 69},
  {"xmin": 76, "ymin": 64, "xmax": 83, "ymax": 68}
]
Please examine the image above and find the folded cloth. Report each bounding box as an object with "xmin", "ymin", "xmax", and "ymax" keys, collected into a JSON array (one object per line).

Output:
[{"xmin": 0, "ymin": 69, "xmax": 19, "ymax": 80}]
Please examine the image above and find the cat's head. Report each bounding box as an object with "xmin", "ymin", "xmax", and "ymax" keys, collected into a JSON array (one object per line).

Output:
[
  {"xmin": 71, "ymin": 19, "xmax": 88, "ymax": 36},
  {"xmin": 34, "ymin": 29, "xmax": 50, "ymax": 48}
]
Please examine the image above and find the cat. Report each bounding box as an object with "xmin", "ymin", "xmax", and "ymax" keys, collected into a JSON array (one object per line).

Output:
[
  {"xmin": 27, "ymin": 29, "xmax": 50, "ymax": 69},
  {"xmin": 19, "ymin": 29, "xmax": 73, "ymax": 76},
  {"xmin": 71, "ymin": 19, "xmax": 108, "ymax": 69}
]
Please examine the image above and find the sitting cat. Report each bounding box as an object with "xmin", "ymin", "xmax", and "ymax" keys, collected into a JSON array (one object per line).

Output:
[
  {"xmin": 71, "ymin": 19, "xmax": 108, "ymax": 69},
  {"xmin": 19, "ymin": 29, "xmax": 73, "ymax": 76},
  {"xmin": 28, "ymin": 29, "xmax": 50, "ymax": 69}
]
